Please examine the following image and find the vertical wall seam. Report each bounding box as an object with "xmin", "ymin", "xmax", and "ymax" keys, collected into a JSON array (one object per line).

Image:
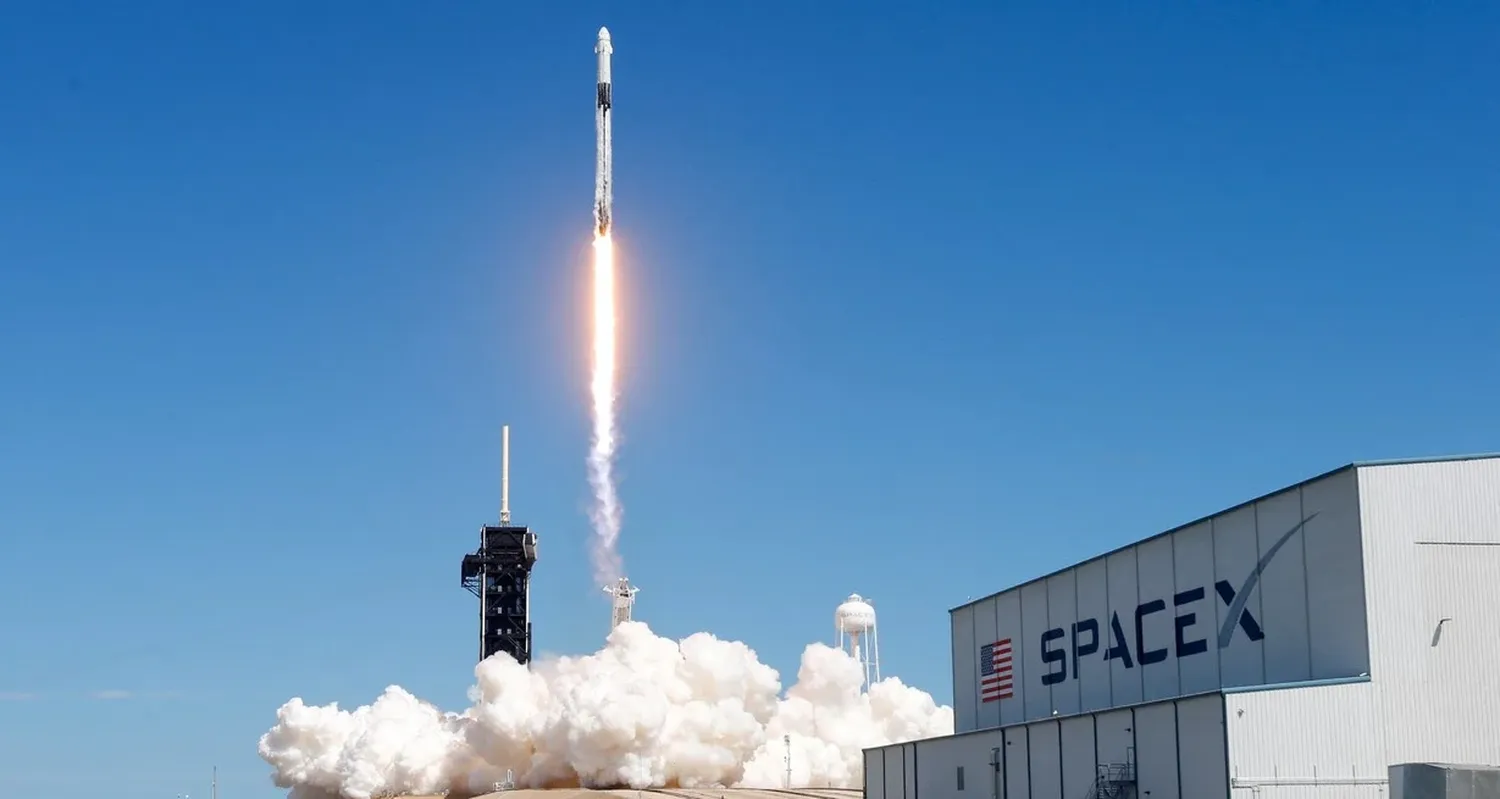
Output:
[
  {"xmin": 1015, "ymin": 588, "xmax": 1023, "ymax": 723},
  {"xmin": 1024, "ymin": 724, "xmax": 1033, "ymax": 799},
  {"xmin": 993, "ymin": 596, "xmax": 1002, "ymax": 729},
  {"xmin": 1172, "ymin": 528, "xmax": 1182, "ymax": 696},
  {"xmin": 1044, "ymin": 582, "xmax": 1054, "ymax": 719},
  {"xmin": 1104, "ymin": 555, "xmax": 1114, "ymax": 710},
  {"xmin": 972, "ymin": 605, "xmax": 984, "ymax": 728},
  {"xmin": 997, "ymin": 731, "xmax": 1007, "ymax": 799},
  {"xmin": 1134, "ymin": 547, "xmax": 1144, "ymax": 701},
  {"xmin": 1173, "ymin": 699, "xmax": 1183, "ymax": 798},
  {"xmin": 1091, "ymin": 713, "xmax": 1100, "ymax": 789},
  {"xmin": 1300, "ymin": 486, "xmax": 1314, "ymax": 678},
  {"xmin": 883, "ymin": 747, "xmax": 890, "ymax": 799},
  {"xmin": 1254, "ymin": 501, "xmax": 1268, "ymax": 681},
  {"xmin": 952, "ymin": 613, "xmax": 961, "ymax": 732},
  {"xmin": 1056, "ymin": 721, "xmax": 1064, "ymax": 797},
  {"xmin": 1351, "ymin": 469, "xmax": 1373, "ymax": 682},
  {"xmin": 1074, "ymin": 570, "xmax": 1083, "ymax": 712},
  {"xmin": 1211, "ymin": 516, "xmax": 1221, "ymax": 689},
  {"xmin": 1218, "ymin": 693, "xmax": 1232, "ymax": 799},
  {"xmin": 900, "ymin": 737, "xmax": 912, "ymax": 797}
]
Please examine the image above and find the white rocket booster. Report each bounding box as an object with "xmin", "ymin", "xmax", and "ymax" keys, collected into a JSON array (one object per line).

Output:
[{"xmin": 594, "ymin": 27, "xmax": 613, "ymax": 237}]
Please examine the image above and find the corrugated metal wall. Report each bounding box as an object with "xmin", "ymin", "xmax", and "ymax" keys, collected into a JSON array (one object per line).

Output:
[
  {"xmin": 949, "ymin": 467, "xmax": 1371, "ymax": 733},
  {"xmin": 1225, "ymin": 681, "xmax": 1387, "ymax": 798},
  {"xmin": 1213, "ymin": 457, "xmax": 1500, "ymax": 798},
  {"xmin": 1027, "ymin": 720, "xmax": 1061, "ymax": 798},
  {"xmin": 897, "ymin": 454, "xmax": 1500, "ymax": 799},
  {"xmin": 1359, "ymin": 458, "xmax": 1500, "ymax": 767},
  {"xmin": 915, "ymin": 730, "xmax": 1000, "ymax": 799},
  {"xmin": 1178, "ymin": 695, "xmax": 1230, "ymax": 795},
  {"xmin": 883, "ymin": 745, "xmax": 902, "ymax": 799},
  {"xmin": 1059, "ymin": 716, "xmax": 1094, "ymax": 796},
  {"xmin": 1133, "ymin": 700, "xmax": 1179, "ymax": 797},
  {"xmin": 863, "ymin": 693, "xmax": 1227, "ymax": 799},
  {"xmin": 1003, "ymin": 725, "xmax": 1028, "ymax": 798}
]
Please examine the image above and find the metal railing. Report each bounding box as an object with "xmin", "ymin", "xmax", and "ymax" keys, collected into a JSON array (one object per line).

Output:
[{"xmin": 1084, "ymin": 762, "xmax": 1137, "ymax": 799}]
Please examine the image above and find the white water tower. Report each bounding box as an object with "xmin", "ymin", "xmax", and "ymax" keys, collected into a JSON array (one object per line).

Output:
[{"xmin": 835, "ymin": 593, "xmax": 881, "ymax": 690}]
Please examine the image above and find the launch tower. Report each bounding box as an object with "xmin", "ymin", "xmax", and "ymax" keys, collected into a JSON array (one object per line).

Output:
[{"xmin": 461, "ymin": 426, "xmax": 538, "ymax": 665}]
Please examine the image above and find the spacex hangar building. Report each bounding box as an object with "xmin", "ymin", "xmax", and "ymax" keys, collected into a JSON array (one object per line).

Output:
[{"xmin": 864, "ymin": 455, "xmax": 1500, "ymax": 798}]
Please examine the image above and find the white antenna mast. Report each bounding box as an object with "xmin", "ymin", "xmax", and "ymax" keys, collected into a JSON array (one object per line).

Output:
[{"xmin": 501, "ymin": 425, "xmax": 511, "ymax": 525}]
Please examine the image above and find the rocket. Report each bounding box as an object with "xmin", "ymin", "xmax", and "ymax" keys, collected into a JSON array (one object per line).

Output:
[{"xmin": 594, "ymin": 26, "xmax": 613, "ymax": 237}]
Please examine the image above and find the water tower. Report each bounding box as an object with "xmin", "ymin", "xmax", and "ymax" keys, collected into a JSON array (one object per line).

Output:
[{"xmin": 835, "ymin": 593, "xmax": 881, "ymax": 689}]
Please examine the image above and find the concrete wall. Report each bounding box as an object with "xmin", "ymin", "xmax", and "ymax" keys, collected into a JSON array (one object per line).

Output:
[
  {"xmin": 951, "ymin": 468, "xmax": 1372, "ymax": 732},
  {"xmin": 864, "ymin": 693, "xmax": 1227, "ymax": 799}
]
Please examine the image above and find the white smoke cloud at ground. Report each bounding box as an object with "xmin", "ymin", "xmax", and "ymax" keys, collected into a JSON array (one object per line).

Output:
[{"xmin": 259, "ymin": 621, "xmax": 953, "ymax": 799}]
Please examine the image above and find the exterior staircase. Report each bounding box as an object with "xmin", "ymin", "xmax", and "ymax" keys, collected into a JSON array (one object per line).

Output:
[{"xmin": 1083, "ymin": 762, "xmax": 1136, "ymax": 799}]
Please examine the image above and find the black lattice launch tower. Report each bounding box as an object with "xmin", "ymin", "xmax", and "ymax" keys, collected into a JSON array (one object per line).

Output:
[{"xmin": 461, "ymin": 425, "xmax": 538, "ymax": 665}]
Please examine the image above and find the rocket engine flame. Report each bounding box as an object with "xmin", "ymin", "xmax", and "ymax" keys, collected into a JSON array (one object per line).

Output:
[{"xmin": 588, "ymin": 232, "xmax": 623, "ymax": 585}]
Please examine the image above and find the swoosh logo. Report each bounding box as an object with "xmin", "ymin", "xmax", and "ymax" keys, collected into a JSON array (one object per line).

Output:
[{"xmin": 1217, "ymin": 512, "xmax": 1319, "ymax": 649}]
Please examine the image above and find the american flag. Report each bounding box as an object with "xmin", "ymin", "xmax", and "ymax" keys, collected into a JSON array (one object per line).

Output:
[{"xmin": 979, "ymin": 639, "xmax": 1013, "ymax": 703}]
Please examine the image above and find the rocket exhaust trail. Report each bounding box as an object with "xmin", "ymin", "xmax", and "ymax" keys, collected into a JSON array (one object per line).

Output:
[
  {"xmin": 588, "ymin": 27, "xmax": 622, "ymax": 586},
  {"xmin": 589, "ymin": 234, "xmax": 621, "ymax": 586}
]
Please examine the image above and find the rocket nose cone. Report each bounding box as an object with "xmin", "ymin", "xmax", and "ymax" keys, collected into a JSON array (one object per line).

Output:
[{"xmin": 598, "ymin": 26, "xmax": 611, "ymax": 41}]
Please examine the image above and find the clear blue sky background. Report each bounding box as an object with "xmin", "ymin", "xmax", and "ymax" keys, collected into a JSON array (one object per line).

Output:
[{"xmin": 1, "ymin": 2, "xmax": 1496, "ymax": 798}]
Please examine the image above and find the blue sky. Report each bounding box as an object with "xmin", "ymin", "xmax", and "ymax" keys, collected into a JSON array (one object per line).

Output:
[{"xmin": 1, "ymin": 2, "xmax": 1496, "ymax": 797}]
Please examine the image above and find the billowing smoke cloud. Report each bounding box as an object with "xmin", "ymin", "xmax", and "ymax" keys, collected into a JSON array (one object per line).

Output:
[{"xmin": 259, "ymin": 621, "xmax": 952, "ymax": 798}]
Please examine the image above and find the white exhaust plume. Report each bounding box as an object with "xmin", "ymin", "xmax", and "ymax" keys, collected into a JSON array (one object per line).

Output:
[
  {"xmin": 588, "ymin": 233, "xmax": 623, "ymax": 587},
  {"xmin": 258, "ymin": 621, "xmax": 953, "ymax": 798}
]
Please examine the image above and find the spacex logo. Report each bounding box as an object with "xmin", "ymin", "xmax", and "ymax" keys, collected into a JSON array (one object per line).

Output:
[
  {"xmin": 1213, "ymin": 512, "xmax": 1316, "ymax": 648},
  {"xmin": 1034, "ymin": 513, "xmax": 1319, "ymax": 687}
]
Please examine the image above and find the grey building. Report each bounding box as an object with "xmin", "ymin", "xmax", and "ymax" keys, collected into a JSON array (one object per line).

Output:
[{"xmin": 864, "ymin": 455, "xmax": 1500, "ymax": 799}]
